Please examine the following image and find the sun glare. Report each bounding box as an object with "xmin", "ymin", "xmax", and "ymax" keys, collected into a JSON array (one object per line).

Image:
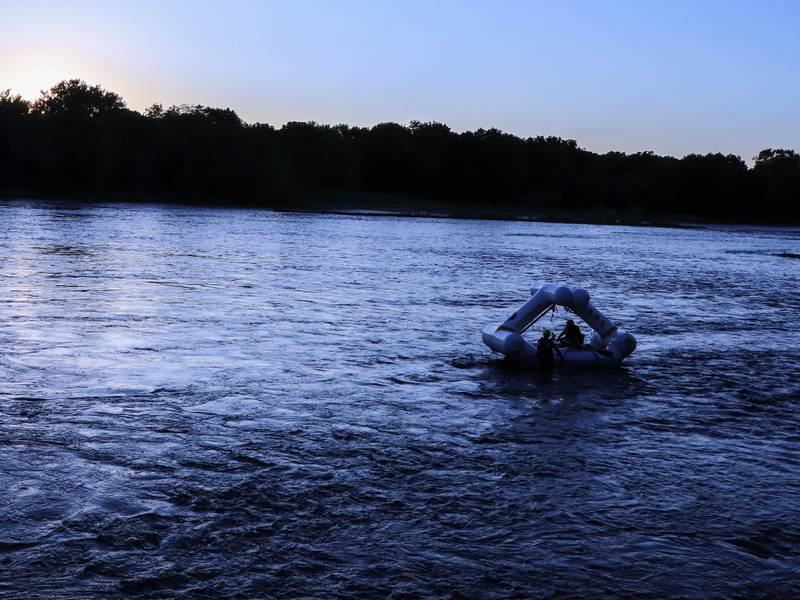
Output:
[{"xmin": 1, "ymin": 61, "xmax": 80, "ymax": 101}]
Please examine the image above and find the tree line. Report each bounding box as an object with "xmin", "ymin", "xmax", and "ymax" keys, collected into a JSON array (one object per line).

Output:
[{"xmin": 1, "ymin": 79, "xmax": 798, "ymax": 222}]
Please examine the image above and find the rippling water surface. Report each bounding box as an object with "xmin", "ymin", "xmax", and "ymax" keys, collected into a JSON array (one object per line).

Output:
[{"xmin": 1, "ymin": 201, "xmax": 798, "ymax": 598}]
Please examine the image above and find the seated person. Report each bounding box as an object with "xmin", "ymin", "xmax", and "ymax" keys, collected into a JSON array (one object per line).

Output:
[{"xmin": 557, "ymin": 319, "xmax": 585, "ymax": 347}]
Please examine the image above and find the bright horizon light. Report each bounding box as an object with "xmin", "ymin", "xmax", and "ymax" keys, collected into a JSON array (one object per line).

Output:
[
  {"xmin": 0, "ymin": 51, "xmax": 111, "ymax": 101},
  {"xmin": 0, "ymin": 54, "xmax": 94, "ymax": 101}
]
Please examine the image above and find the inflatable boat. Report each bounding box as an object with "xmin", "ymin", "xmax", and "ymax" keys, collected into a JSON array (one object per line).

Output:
[{"xmin": 482, "ymin": 282, "xmax": 636, "ymax": 367}]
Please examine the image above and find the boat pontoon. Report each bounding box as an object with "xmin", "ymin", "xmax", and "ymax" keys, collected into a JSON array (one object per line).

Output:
[{"xmin": 482, "ymin": 282, "xmax": 636, "ymax": 367}]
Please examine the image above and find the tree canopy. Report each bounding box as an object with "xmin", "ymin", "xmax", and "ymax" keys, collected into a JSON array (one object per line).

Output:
[
  {"xmin": 31, "ymin": 79, "xmax": 126, "ymax": 117},
  {"xmin": 1, "ymin": 79, "xmax": 797, "ymax": 222}
]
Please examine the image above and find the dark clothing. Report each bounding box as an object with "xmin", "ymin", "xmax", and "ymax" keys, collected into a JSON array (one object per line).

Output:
[
  {"xmin": 558, "ymin": 321, "xmax": 584, "ymax": 347},
  {"xmin": 537, "ymin": 336, "xmax": 554, "ymax": 369}
]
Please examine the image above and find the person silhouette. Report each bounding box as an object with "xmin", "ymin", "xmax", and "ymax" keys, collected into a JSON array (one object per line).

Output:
[
  {"xmin": 557, "ymin": 319, "xmax": 584, "ymax": 348},
  {"xmin": 537, "ymin": 329, "xmax": 554, "ymax": 370}
]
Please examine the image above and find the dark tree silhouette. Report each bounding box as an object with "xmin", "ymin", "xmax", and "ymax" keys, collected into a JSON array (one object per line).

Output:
[
  {"xmin": 752, "ymin": 149, "xmax": 800, "ymax": 220},
  {"xmin": 32, "ymin": 79, "xmax": 125, "ymax": 117},
  {"xmin": 0, "ymin": 79, "xmax": 798, "ymax": 223},
  {"xmin": 0, "ymin": 90, "xmax": 32, "ymax": 193}
]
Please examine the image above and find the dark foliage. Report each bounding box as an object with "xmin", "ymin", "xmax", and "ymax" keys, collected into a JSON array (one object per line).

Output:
[{"xmin": 1, "ymin": 80, "xmax": 798, "ymax": 222}]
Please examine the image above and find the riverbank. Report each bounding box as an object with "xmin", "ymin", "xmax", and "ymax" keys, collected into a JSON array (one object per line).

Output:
[{"xmin": 1, "ymin": 188, "xmax": 790, "ymax": 228}]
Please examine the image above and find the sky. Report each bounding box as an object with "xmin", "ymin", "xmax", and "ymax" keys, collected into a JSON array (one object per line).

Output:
[{"xmin": 1, "ymin": 0, "xmax": 799, "ymax": 161}]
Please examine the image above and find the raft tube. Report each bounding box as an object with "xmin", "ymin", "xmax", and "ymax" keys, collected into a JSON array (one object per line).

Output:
[{"xmin": 482, "ymin": 282, "xmax": 636, "ymax": 367}]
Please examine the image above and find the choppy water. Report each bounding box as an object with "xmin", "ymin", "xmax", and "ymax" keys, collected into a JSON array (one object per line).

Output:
[{"xmin": 0, "ymin": 201, "xmax": 798, "ymax": 598}]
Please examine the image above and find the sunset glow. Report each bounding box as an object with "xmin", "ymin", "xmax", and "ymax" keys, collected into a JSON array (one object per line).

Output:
[{"xmin": 0, "ymin": 57, "xmax": 85, "ymax": 100}]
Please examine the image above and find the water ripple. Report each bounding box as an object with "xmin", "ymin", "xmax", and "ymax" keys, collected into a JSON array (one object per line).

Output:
[{"xmin": 0, "ymin": 203, "xmax": 799, "ymax": 598}]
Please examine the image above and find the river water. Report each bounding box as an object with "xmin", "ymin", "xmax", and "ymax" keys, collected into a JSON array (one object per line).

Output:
[{"xmin": 0, "ymin": 201, "xmax": 798, "ymax": 598}]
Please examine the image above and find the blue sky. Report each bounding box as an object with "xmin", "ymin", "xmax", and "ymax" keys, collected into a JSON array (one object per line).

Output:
[{"xmin": 1, "ymin": 0, "xmax": 798, "ymax": 161}]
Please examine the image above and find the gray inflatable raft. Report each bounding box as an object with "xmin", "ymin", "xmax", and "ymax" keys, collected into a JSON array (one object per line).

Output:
[{"xmin": 483, "ymin": 282, "xmax": 636, "ymax": 367}]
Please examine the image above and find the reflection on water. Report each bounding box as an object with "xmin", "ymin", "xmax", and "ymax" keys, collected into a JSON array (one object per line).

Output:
[{"xmin": 0, "ymin": 201, "xmax": 799, "ymax": 598}]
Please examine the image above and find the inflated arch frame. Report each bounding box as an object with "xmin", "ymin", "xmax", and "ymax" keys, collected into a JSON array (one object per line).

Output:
[{"xmin": 482, "ymin": 282, "xmax": 636, "ymax": 367}]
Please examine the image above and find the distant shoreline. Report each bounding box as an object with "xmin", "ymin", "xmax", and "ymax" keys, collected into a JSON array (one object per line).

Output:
[
  {"xmin": 3, "ymin": 80, "xmax": 799, "ymax": 227},
  {"xmin": 1, "ymin": 190, "xmax": 795, "ymax": 229},
  {"xmin": 278, "ymin": 205, "xmax": 694, "ymax": 228}
]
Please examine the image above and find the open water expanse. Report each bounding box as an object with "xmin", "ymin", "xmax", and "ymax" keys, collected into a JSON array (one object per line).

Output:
[{"xmin": 0, "ymin": 201, "xmax": 798, "ymax": 599}]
